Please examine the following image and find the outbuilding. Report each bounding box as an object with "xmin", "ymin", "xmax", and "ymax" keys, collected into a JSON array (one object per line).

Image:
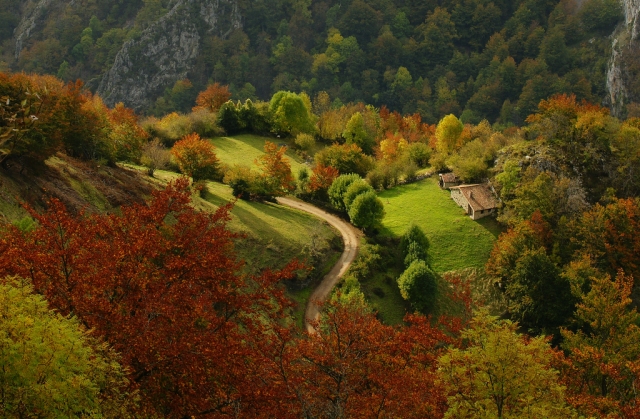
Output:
[{"xmin": 438, "ymin": 173, "xmax": 460, "ymax": 189}]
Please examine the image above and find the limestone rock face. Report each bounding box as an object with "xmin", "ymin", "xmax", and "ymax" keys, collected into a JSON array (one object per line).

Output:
[
  {"xmin": 97, "ymin": 0, "xmax": 241, "ymax": 112},
  {"xmin": 13, "ymin": 0, "xmax": 57, "ymax": 59},
  {"xmin": 606, "ymin": 0, "xmax": 640, "ymax": 115}
]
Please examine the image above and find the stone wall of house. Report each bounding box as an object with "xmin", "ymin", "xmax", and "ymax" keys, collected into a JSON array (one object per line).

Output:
[{"xmin": 450, "ymin": 189, "xmax": 468, "ymax": 210}]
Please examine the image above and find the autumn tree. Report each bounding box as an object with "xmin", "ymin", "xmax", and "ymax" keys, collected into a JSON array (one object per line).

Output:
[
  {"xmin": 192, "ymin": 82, "xmax": 231, "ymax": 112},
  {"xmin": 314, "ymin": 143, "xmax": 375, "ymax": 177},
  {"xmin": 171, "ymin": 132, "xmax": 220, "ymax": 181},
  {"xmin": 559, "ymin": 272, "xmax": 640, "ymax": 418},
  {"xmin": 0, "ymin": 179, "xmax": 297, "ymax": 417},
  {"xmin": 256, "ymin": 141, "xmax": 295, "ymax": 196},
  {"xmin": 0, "ymin": 277, "xmax": 134, "ymax": 418},
  {"xmin": 439, "ymin": 310, "xmax": 577, "ymax": 419},
  {"xmin": 308, "ymin": 164, "xmax": 339, "ymax": 199},
  {"xmin": 435, "ymin": 114, "xmax": 463, "ymax": 154}
]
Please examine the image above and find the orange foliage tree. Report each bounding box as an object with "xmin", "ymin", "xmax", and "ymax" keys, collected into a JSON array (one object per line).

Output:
[
  {"xmin": 193, "ymin": 82, "xmax": 232, "ymax": 112},
  {"xmin": 0, "ymin": 178, "xmax": 298, "ymax": 417},
  {"xmin": 308, "ymin": 163, "xmax": 339, "ymax": 193},
  {"xmin": 171, "ymin": 132, "xmax": 219, "ymax": 181},
  {"xmin": 256, "ymin": 141, "xmax": 295, "ymax": 196}
]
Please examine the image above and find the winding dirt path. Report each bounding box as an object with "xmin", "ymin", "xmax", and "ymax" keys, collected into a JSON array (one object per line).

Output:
[{"xmin": 276, "ymin": 197, "xmax": 360, "ymax": 334}]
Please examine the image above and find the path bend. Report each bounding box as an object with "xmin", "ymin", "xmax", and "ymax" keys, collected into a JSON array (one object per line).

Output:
[{"xmin": 276, "ymin": 197, "xmax": 360, "ymax": 334}]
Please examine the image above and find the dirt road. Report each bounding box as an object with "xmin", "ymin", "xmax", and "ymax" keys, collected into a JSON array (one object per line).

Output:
[{"xmin": 276, "ymin": 197, "xmax": 360, "ymax": 334}]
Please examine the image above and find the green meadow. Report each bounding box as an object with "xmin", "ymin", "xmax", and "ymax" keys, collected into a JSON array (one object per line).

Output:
[
  {"xmin": 209, "ymin": 134, "xmax": 306, "ymax": 175},
  {"xmin": 378, "ymin": 177, "xmax": 503, "ymax": 273}
]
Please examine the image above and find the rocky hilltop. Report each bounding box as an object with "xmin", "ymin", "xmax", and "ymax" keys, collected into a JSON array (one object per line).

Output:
[{"xmin": 97, "ymin": 0, "xmax": 241, "ymax": 112}]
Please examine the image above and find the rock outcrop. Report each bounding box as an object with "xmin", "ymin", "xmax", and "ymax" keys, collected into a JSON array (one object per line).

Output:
[
  {"xmin": 97, "ymin": 0, "xmax": 241, "ymax": 112},
  {"xmin": 606, "ymin": 0, "xmax": 640, "ymax": 115},
  {"xmin": 13, "ymin": 0, "xmax": 57, "ymax": 58}
]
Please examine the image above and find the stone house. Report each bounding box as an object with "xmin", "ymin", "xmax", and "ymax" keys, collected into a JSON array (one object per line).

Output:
[
  {"xmin": 438, "ymin": 173, "xmax": 460, "ymax": 189},
  {"xmin": 450, "ymin": 184, "xmax": 499, "ymax": 220}
]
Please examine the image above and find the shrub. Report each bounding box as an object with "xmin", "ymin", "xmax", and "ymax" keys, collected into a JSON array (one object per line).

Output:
[
  {"xmin": 348, "ymin": 190, "xmax": 385, "ymax": 230},
  {"xmin": 188, "ymin": 109, "xmax": 224, "ymax": 138},
  {"xmin": 295, "ymin": 133, "xmax": 316, "ymax": 151},
  {"xmin": 171, "ymin": 133, "xmax": 220, "ymax": 181},
  {"xmin": 328, "ymin": 173, "xmax": 361, "ymax": 212},
  {"xmin": 401, "ymin": 224, "xmax": 431, "ymax": 268},
  {"xmin": 397, "ymin": 260, "xmax": 437, "ymax": 314},
  {"xmin": 223, "ymin": 164, "xmax": 255, "ymax": 199}
]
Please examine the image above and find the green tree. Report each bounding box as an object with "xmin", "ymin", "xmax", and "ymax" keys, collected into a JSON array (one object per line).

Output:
[
  {"xmin": 269, "ymin": 91, "xmax": 315, "ymax": 136},
  {"xmin": 439, "ymin": 310, "xmax": 577, "ymax": 419},
  {"xmin": 347, "ymin": 190, "xmax": 384, "ymax": 230},
  {"xmin": 343, "ymin": 178, "xmax": 374, "ymax": 210},
  {"xmin": 397, "ymin": 260, "xmax": 437, "ymax": 313},
  {"xmin": 0, "ymin": 277, "xmax": 133, "ymax": 418},
  {"xmin": 217, "ymin": 101, "xmax": 245, "ymax": 135},
  {"xmin": 400, "ymin": 224, "xmax": 430, "ymax": 268},
  {"xmin": 505, "ymin": 247, "xmax": 576, "ymax": 335},
  {"xmin": 343, "ymin": 112, "xmax": 375, "ymax": 155},
  {"xmin": 328, "ymin": 173, "xmax": 361, "ymax": 212}
]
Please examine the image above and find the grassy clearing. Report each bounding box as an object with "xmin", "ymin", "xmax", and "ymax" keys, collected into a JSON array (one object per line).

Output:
[
  {"xmin": 209, "ymin": 134, "xmax": 307, "ymax": 175},
  {"xmin": 378, "ymin": 177, "xmax": 503, "ymax": 273}
]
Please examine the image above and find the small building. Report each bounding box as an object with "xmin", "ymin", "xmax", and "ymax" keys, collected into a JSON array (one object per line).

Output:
[
  {"xmin": 439, "ymin": 173, "xmax": 460, "ymax": 189},
  {"xmin": 450, "ymin": 184, "xmax": 499, "ymax": 220}
]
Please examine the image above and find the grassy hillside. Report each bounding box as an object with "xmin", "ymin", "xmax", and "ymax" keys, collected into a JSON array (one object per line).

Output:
[
  {"xmin": 0, "ymin": 154, "xmax": 155, "ymax": 223},
  {"xmin": 210, "ymin": 134, "xmax": 306, "ymax": 175},
  {"xmin": 379, "ymin": 177, "xmax": 503, "ymax": 273}
]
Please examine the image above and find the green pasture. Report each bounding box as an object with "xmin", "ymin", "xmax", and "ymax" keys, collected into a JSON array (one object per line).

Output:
[
  {"xmin": 378, "ymin": 177, "xmax": 503, "ymax": 273},
  {"xmin": 209, "ymin": 134, "xmax": 307, "ymax": 175}
]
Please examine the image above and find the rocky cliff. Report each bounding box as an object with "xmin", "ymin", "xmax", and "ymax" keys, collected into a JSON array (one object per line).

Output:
[
  {"xmin": 606, "ymin": 0, "xmax": 640, "ymax": 115},
  {"xmin": 13, "ymin": 0, "xmax": 57, "ymax": 59},
  {"xmin": 97, "ymin": 0, "xmax": 241, "ymax": 112}
]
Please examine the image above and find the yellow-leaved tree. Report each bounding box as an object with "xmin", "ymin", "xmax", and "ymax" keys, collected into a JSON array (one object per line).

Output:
[{"xmin": 438, "ymin": 310, "xmax": 577, "ymax": 419}]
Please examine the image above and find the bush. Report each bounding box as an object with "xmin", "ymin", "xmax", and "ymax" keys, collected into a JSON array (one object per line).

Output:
[
  {"xmin": 295, "ymin": 133, "xmax": 316, "ymax": 151},
  {"xmin": 223, "ymin": 165, "xmax": 256, "ymax": 199},
  {"xmin": 143, "ymin": 112, "xmax": 193, "ymax": 146},
  {"xmin": 343, "ymin": 179, "xmax": 374, "ymax": 210},
  {"xmin": 328, "ymin": 173, "xmax": 361, "ymax": 212},
  {"xmin": 397, "ymin": 260, "xmax": 437, "ymax": 314},
  {"xmin": 347, "ymin": 191, "xmax": 385, "ymax": 230},
  {"xmin": 366, "ymin": 163, "xmax": 401, "ymax": 190},
  {"xmin": 189, "ymin": 109, "xmax": 224, "ymax": 138}
]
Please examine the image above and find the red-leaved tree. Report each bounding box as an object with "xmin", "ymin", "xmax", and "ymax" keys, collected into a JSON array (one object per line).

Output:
[
  {"xmin": 193, "ymin": 83, "xmax": 232, "ymax": 112},
  {"xmin": 0, "ymin": 178, "xmax": 297, "ymax": 417}
]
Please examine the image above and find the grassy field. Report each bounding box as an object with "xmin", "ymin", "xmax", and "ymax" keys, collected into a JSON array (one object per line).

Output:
[
  {"xmin": 378, "ymin": 177, "xmax": 503, "ymax": 273},
  {"xmin": 209, "ymin": 134, "xmax": 307, "ymax": 175}
]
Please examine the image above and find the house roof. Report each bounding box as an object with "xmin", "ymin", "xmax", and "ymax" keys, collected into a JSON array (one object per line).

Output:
[
  {"xmin": 450, "ymin": 184, "xmax": 498, "ymax": 212},
  {"xmin": 439, "ymin": 173, "xmax": 457, "ymax": 183}
]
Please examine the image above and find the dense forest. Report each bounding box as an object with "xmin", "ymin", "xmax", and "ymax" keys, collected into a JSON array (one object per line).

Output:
[{"xmin": 1, "ymin": 0, "xmax": 637, "ymax": 121}]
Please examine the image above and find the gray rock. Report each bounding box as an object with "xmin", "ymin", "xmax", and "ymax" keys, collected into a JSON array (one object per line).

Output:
[{"xmin": 97, "ymin": 0, "xmax": 241, "ymax": 112}]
